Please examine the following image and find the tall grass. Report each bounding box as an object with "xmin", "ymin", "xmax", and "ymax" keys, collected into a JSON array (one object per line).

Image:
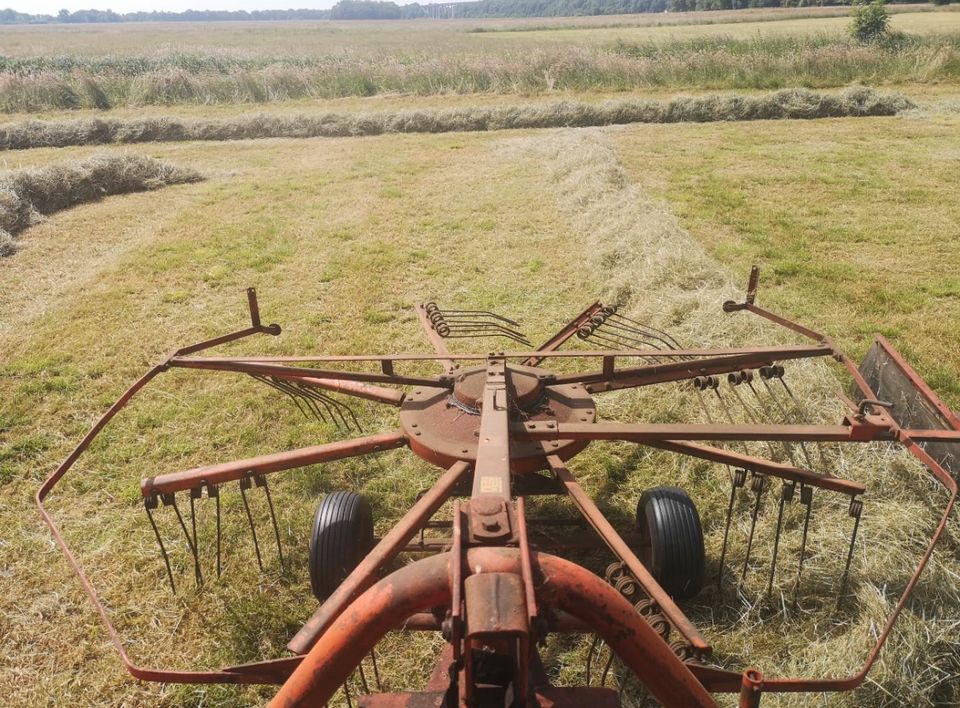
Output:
[
  {"xmin": 0, "ymin": 88, "xmax": 912, "ymax": 151},
  {"xmin": 0, "ymin": 153, "xmax": 201, "ymax": 256},
  {"xmin": 0, "ymin": 34, "xmax": 957, "ymax": 112}
]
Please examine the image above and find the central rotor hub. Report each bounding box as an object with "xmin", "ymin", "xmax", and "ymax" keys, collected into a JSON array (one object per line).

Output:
[
  {"xmin": 451, "ymin": 364, "xmax": 546, "ymax": 413},
  {"xmin": 400, "ymin": 363, "xmax": 596, "ymax": 473}
]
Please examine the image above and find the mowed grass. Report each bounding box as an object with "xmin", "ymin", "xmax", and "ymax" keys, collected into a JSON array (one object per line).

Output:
[
  {"xmin": 612, "ymin": 110, "xmax": 960, "ymax": 409},
  {"xmin": 1, "ymin": 110, "xmax": 959, "ymax": 707},
  {"xmin": 0, "ymin": 130, "xmax": 603, "ymax": 706}
]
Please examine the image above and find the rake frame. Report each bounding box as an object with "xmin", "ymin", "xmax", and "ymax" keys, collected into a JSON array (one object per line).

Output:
[{"xmin": 37, "ymin": 274, "xmax": 960, "ymax": 706}]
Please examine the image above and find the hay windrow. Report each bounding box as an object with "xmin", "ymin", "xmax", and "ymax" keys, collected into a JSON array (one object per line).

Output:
[
  {"xmin": 0, "ymin": 87, "xmax": 912, "ymax": 152},
  {"xmin": 0, "ymin": 153, "xmax": 201, "ymax": 256},
  {"xmin": 512, "ymin": 128, "xmax": 960, "ymax": 706}
]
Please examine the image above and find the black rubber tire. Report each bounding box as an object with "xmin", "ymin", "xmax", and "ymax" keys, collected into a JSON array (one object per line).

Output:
[
  {"xmin": 309, "ymin": 491, "xmax": 373, "ymax": 602},
  {"xmin": 636, "ymin": 486, "xmax": 705, "ymax": 600}
]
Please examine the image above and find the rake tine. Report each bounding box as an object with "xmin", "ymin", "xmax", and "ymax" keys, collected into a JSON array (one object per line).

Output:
[
  {"xmin": 205, "ymin": 480, "xmax": 222, "ymax": 579},
  {"xmin": 358, "ymin": 661, "xmax": 370, "ymax": 694},
  {"xmin": 718, "ymin": 468, "xmax": 747, "ymax": 591},
  {"xmin": 745, "ymin": 377, "xmax": 798, "ymax": 466},
  {"xmin": 163, "ymin": 492, "xmax": 202, "ymax": 587},
  {"xmin": 586, "ymin": 634, "xmax": 600, "ymax": 686},
  {"xmin": 255, "ymin": 473, "xmax": 284, "ymax": 571},
  {"xmin": 793, "ymin": 485, "xmax": 814, "ymax": 602},
  {"xmin": 759, "ymin": 375, "xmax": 817, "ymax": 470},
  {"xmin": 239, "ymin": 473, "xmax": 264, "ymax": 572},
  {"xmin": 600, "ymin": 647, "xmax": 616, "ymax": 688},
  {"xmin": 603, "ymin": 305, "xmax": 686, "ymax": 350},
  {"xmin": 838, "ymin": 497, "xmax": 864, "ymax": 606},
  {"xmin": 254, "ymin": 374, "xmax": 323, "ymax": 424},
  {"xmin": 292, "ymin": 382, "xmax": 345, "ymax": 429},
  {"xmin": 776, "ymin": 372, "xmax": 831, "ymax": 469},
  {"xmin": 742, "ymin": 472, "xmax": 767, "ymax": 581},
  {"xmin": 144, "ymin": 495, "xmax": 176, "ymax": 593},
  {"xmin": 369, "ymin": 648, "xmax": 382, "ymax": 691},
  {"xmin": 299, "ymin": 384, "xmax": 362, "ymax": 433},
  {"xmin": 727, "ymin": 379, "xmax": 781, "ymax": 462},
  {"xmin": 267, "ymin": 376, "xmax": 330, "ymax": 425},
  {"xmin": 343, "ymin": 677, "xmax": 354, "ymax": 708},
  {"xmin": 189, "ymin": 486, "xmax": 204, "ymax": 587},
  {"xmin": 767, "ymin": 482, "xmax": 795, "ymax": 598}
]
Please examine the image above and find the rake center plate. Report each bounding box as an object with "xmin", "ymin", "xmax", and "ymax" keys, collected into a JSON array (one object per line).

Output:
[{"xmin": 401, "ymin": 364, "xmax": 596, "ymax": 472}]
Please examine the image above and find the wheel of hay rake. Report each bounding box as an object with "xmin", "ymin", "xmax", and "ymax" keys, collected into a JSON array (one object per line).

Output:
[
  {"xmin": 308, "ymin": 491, "xmax": 374, "ymax": 601},
  {"xmin": 636, "ymin": 487, "xmax": 705, "ymax": 600}
]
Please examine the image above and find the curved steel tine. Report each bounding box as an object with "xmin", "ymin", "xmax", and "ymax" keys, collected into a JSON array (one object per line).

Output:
[
  {"xmin": 838, "ymin": 497, "xmax": 864, "ymax": 607},
  {"xmin": 759, "ymin": 376, "xmax": 817, "ymax": 469},
  {"xmin": 745, "ymin": 379, "xmax": 798, "ymax": 466},
  {"xmin": 255, "ymin": 474, "xmax": 284, "ymax": 571},
  {"xmin": 358, "ymin": 662, "xmax": 370, "ymax": 694},
  {"xmin": 369, "ymin": 649, "xmax": 382, "ymax": 692},
  {"xmin": 718, "ymin": 468, "xmax": 747, "ymax": 591},
  {"xmin": 266, "ymin": 376, "xmax": 329, "ymax": 424},
  {"xmin": 430, "ymin": 308, "xmax": 522, "ymax": 327},
  {"xmin": 600, "ymin": 648, "xmax": 616, "ymax": 688},
  {"xmin": 343, "ymin": 676, "xmax": 354, "ymax": 708},
  {"xmin": 742, "ymin": 473, "xmax": 767, "ymax": 581},
  {"xmin": 253, "ymin": 374, "xmax": 321, "ymax": 423},
  {"xmin": 293, "ymin": 383, "xmax": 346, "ymax": 429},
  {"xmin": 599, "ymin": 318, "xmax": 684, "ymax": 354},
  {"xmin": 793, "ymin": 486, "xmax": 814, "ymax": 602},
  {"xmin": 767, "ymin": 482, "xmax": 795, "ymax": 598},
  {"xmin": 205, "ymin": 480, "xmax": 222, "ymax": 579},
  {"xmin": 586, "ymin": 634, "xmax": 600, "ymax": 686},
  {"xmin": 164, "ymin": 492, "xmax": 202, "ymax": 587},
  {"xmin": 296, "ymin": 384, "xmax": 362, "ymax": 433},
  {"xmin": 189, "ymin": 487, "xmax": 204, "ymax": 587},
  {"xmin": 778, "ymin": 373, "xmax": 832, "ymax": 469},
  {"xmin": 144, "ymin": 495, "xmax": 176, "ymax": 593},
  {"xmin": 239, "ymin": 473, "xmax": 264, "ymax": 572}
]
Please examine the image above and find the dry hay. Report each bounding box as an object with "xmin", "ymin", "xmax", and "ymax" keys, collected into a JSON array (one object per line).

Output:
[
  {"xmin": 0, "ymin": 153, "xmax": 201, "ymax": 256},
  {"xmin": 0, "ymin": 87, "xmax": 911, "ymax": 152},
  {"xmin": 509, "ymin": 128, "xmax": 960, "ymax": 706}
]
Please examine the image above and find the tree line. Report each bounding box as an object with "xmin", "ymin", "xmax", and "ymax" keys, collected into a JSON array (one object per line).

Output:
[{"xmin": 0, "ymin": 0, "xmax": 935, "ymax": 25}]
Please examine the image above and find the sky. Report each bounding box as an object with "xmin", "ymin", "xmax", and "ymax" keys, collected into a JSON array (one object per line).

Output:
[{"xmin": 7, "ymin": 0, "xmax": 348, "ymax": 13}]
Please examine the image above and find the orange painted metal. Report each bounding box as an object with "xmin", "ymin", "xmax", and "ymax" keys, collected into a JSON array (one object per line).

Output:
[{"xmin": 270, "ymin": 549, "xmax": 717, "ymax": 708}]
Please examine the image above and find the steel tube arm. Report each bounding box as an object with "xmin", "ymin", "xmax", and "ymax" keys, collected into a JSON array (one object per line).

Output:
[
  {"xmin": 646, "ymin": 440, "xmax": 866, "ymax": 495},
  {"xmin": 168, "ymin": 357, "xmax": 451, "ymax": 389},
  {"xmin": 547, "ymin": 455, "xmax": 711, "ymax": 654},
  {"xmin": 522, "ymin": 421, "xmax": 894, "ymax": 444},
  {"xmin": 141, "ymin": 431, "xmax": 408, "ymax": 497},
  {"xmin": 549, "ymin": 345, "xmax": 833, "ymax": 392}
]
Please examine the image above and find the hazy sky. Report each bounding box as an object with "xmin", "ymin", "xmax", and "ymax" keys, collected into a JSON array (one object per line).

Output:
[{"xmin": 8, "ymin": 0, "xmax": 346, "ymax": 13}]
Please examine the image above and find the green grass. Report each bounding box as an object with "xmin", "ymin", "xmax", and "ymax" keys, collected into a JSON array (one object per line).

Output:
[
  {"xmin": 613, "ymin": 112, "xmax": 960, "ymax": 408},
  {"xmin": 2, "ymin": 10, "xmax": 960, "ymax": 112}
]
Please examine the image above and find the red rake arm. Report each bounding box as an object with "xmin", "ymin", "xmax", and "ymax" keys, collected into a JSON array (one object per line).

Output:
[{"xmin": 140, "ymin": 431, "xmax": 408, "ymax": 498}]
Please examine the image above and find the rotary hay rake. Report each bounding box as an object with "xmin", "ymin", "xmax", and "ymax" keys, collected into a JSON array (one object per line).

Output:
[{"xmin": 37, "ymin": 267, "xmax": 960, "ymax": 707}]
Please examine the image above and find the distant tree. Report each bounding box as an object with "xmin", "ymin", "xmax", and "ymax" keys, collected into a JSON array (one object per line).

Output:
[
  {"xmin": 849, "ymin": 0, "xmax": 889, "ymax": 42},
  {"xmin": 931, "ymin": 0, "xmax": 951, "ymax": 6}
]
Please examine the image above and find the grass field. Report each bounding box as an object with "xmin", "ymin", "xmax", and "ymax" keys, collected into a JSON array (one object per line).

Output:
[{"xmin": 2, "ymin": 6, "xmax": 960, "ymax": 708}]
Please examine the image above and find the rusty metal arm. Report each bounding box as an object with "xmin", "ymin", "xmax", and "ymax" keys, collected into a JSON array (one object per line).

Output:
[
  {"xmin": 522, "ymin": 421, "xmax": 894, "ymax": 444},
  {"xmin": 546, "ymin": 455, "xmax": 711, "ymax": 655},
  {"xmin": 645, "ymin": 440, "xmax": 866, "ymax": 495},
  {"xmin": 546, "ymin": 344, "xmax": 834, "ymax": 393},
  {"xmin": 522, "ymin": 301, "xmax": 603, "ymax": 367},
  {"xmin": 266, "ymin": 372, "xmax": 405, "ymax": 406},
  {"xmin": 140, "ymin": 431, "xmax": 408, "ymax": 498},
  {"xmin": 173, "ymin": 288, "xmax": 282, "ymax": 356},
  {"xmin": 167, "ymin": 356, "xmax": 452, "ymax": 389},
  {"xmin": 287, "ymin": 460, "xmax": 472, "ymax": 655}
]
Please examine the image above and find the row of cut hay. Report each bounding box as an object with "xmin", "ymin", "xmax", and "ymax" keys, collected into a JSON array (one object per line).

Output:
[
  {"xmin": 0, "ymin": 87, "xmax": 911, "ymax": 151},
  {"xmin": 514, "ymin": 128, "xmax": 960, "ymax": 705},
  {"xmin": 1, "ymin": 37, "xmax": 959, "ymax": 111},
  {"xmin": 0, "ymin": 153, "xmax": 201, "ymax": 256}
]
